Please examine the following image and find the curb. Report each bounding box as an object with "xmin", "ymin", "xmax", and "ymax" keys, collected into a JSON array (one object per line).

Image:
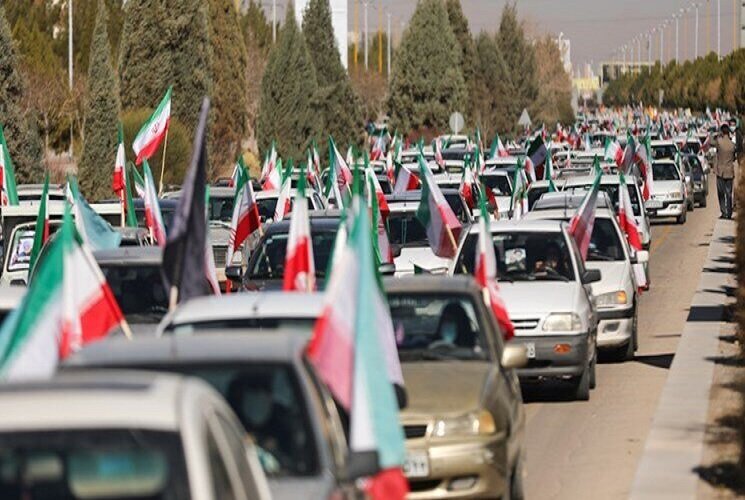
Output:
[{"xmin": 630, "ymin": 218, "xmax": 736, "ymax": 499}]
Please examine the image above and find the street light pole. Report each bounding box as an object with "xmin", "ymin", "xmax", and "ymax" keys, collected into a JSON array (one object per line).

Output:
[
  {"xmin": 661, "ymin": 24, "xmax": 665, "ymax": 63},
  {"xmin": 386, "ymin": 12, "xmax": 391, "ymax": 78},
  {"xmin": 695, "ymin": 3, "xmax": 700, "ymax": 59},
  {"xmin": 648, "ymin": 32, "xmax": 653, "ymax": 63},
  {"xmin": 68, "ymin": 0, "xmax": 73, "ymax": 159},
  {"xmin": 363, "ymin": 1, "xmax": 369, "ymax": 71},
  {"xmin": 272, "ymin": 0, "xmax": 276, "ymax": 43},
  {"xmin": 717, "ymin": 0, "xmax": 721, "ymax": 58},
  {"xmin": 675, "ymin": 14, "xmax": 680, "ymax": 63}
]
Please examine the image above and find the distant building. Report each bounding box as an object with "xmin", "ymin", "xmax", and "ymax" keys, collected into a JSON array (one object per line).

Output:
[{"xmin": 294, "ymin": 0, "xmax": 348, "ymax": 69}]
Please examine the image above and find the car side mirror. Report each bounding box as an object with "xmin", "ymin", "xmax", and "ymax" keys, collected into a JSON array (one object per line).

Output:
[
  {"xmin": 632, "ymin": 250, "xmax": 649, "ymax": 265},
  {"xmin": 501, "ymin": 344, "xmax": 527, "ymax": 369},
  {"xmin": 582, "ymin": 269, "xmax": 602, "ymax": 284},
  {"xmin": 391, "ymin": 244, "xmax": 402, "ymax": 258},
  {"xmin": 225, "ymin": 265, "xmax": 242, "ymax": 284},
  {"xmin": 378, "ymin": 263, "xmax": 396, "ymax": 276}
]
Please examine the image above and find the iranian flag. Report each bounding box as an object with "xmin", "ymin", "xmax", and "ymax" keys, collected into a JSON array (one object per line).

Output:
[
  {"xmin": 416, "ymin": 154, "xmax": 462, "ymax": 258},
  {"xmin": 489, "ymin": 134, "xmax": 509, "ymax": 159},
  {"xmin": 274, "ymin": 167, "xmax": 292, "ymax": 221},
  {"xmin": 262, "ymin": 157, "xmax": 282, "ymax": 191},
  {"xmin": 568, "ymin": 173, "xmax": 601, "ymax": 260},
  {"xmin": 132, "ymin": 86, "xmax": 171, "ymax": 165},
  {"xmin": 260, "ymin": 141, "xmax": 278, "ymax": 183},
  {"xmin": 510, "ymin": 161, "xmax": 529, "ymax": 220},
  {"xmin": 306, "ymin": 199, "xmax": 407, "ymax": 500},
  {"xmin": 113, "ymin": 124, "xmax": 126, "ymax": 201},
  {"xmin": 459, "ymin": 164, "xmax": 476, "ymax": 209},
  {"xmin": 226, "ymin": 159, "xmax": 261, "ymax": 266},
  {"xmin": 366, "ymin": 156, "xmax": 389, "ymax": 222},
  {"xmin": 29, "ymin": 172, "xmax": 50, "ymax": 273},
  {"xmin": 0, "ymin": 206, "xmax": 127, "ymax": 381},
  {"xmin": 634, "ymin": 137, "xmax": 653, "ymax": 200},
  {"xmin": 283, "ymin": 170, "xmax": 315, "ymax": 292},
  {"xmin": 142, "ymin": 160, "xmax": 167, "ymax": 246},
  {"xmin": 620, "ymin": 133, "xmax": 636, "ymax": 172},
  {"xmin": 618, "ymin": 173, "xmax": 642, "ymax": 251},
  {"xmin": 604, "ymin": 138, "xmax": 623, "ymax": 166},
  {"xmin": 0, "ymin": 124, "xmax": 19, "ymax": 206},
  {"xmin": 475, "ymin": 193, "xmax": 515, "ymax": 340},
  {"xmin": 371, "ymin": 130, "xmax": 385, "ymax": 161},
  {"xmin": 329, "ymin": 136, "xmax": 353, "ymax": 189},
  {"xmin": 434, "ymin": 137, "xmax": 444, "ymax": 168},
  {"xmin": 367, "ymin": 170, "xmax": 393, "ymax": 265},
  {"xmin": 392, "ymin": 162, "xmax": 420, "ymax": 193},
  {"xmin": 385, "ymin": 150, "xmax": 395, "ymax": 184}
]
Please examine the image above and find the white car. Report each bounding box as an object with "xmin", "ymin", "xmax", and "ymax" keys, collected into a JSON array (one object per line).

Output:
[
  {"xmin": 525, "ymin": 195, "xmax": 647, "ymax": 360},
  {"xmin": 255, "ymin": 188, "xmax": 326, "ymax": 222},
  {"xmin": 647, "ymin": 160, "xmax": 688, "ymax": 224},
  {"xmin": 450, "ymin": 219, "xmax": 600, "ymax": 400},
  {"xmin": 0, "ymin": 370, "xmax": 271, "ymax": 499},
  {"xmin": 650, "ymin": 139, "xmax": 680, "ymax": 161}
]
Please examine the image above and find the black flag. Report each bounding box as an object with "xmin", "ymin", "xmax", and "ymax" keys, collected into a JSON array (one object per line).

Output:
[{"xmin": 162, "ymin": 97, "xmax": 210, "ymax": 307}]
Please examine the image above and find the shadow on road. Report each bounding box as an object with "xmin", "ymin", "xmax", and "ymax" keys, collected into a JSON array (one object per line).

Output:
[
  {"xmin": 632, "ymin": 353, "xmax": 674, "ymax": 369},
  {"xmin": 519, "ymin": 380, "xmax": 579, "ymax": 403}
]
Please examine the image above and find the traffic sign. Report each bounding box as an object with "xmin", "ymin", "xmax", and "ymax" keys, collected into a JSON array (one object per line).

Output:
[{"xmin": 449, "ymin": 112, "xmax": 464, "ymax": 135}]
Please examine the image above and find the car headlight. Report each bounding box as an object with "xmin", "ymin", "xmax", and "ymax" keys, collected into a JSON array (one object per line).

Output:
[
  {"xmin": 667, "ymin": 191, "xmax": 683, "ymax": 201},
  {"xmin": 596, "ymin": 290, "xmax": 628, "ymax": 307},
  {"xmin": 432, "ymin": 410, "xmax": 496, "ymax": 438},
  {"xmin": 542, "ymin": 313, "xmax": 582, "ymax": 332},
  {"xmin": 230, "ymin": 249, "xmax": 243, "ymax": 265}
]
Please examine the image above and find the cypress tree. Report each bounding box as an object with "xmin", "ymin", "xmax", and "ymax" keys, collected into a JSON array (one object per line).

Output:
[
  {"xmin": 0, "ymin": 6, "xmax": 43, "ymax": 183},
  {"xmin": 257, "ymin": 4, "xmax": 318, "ymax": 161},
  {"xmin": 303, "ymin": 0, "xmax": 363, "ymax": 154},
  {"xmin": 497, "ymin": 2, "xmax": 537, "ymax": 129},
  {"xmin": 208, "ymin": 0, "xmax": 248, "ymax": 177},
  {"xmin": 472, "ymin": 32, "xmax": 516, "ymax": 136},
  {"xmin": 119, "ymin": 0, "xmax": 212, "ymax": 136},
  {"xmin": 445, "ymin": 0, "xmax": 478, "ymax": 124},
  {"xmin": 387, "ymin": 0, "xmax": 465, "ymax": 138},
  {"xmin": 79, "ymin": 0, "xmax": 120, "ymax": 201}
]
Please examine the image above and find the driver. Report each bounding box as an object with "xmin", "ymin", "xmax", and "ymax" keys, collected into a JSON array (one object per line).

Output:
[
  {"xmin": 435, "ymin": 302, "xmax": 475, "ymax": 348},
  {"xmin": 534, "ymin": 242, "xmax": 564, "ymax": 275}
]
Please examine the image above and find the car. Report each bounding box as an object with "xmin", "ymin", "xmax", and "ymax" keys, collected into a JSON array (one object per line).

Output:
[
  {"xmin": 526, "ymin": 179, "xmax": 567, "ymax": 211},
  {"xmin": 525, "ymin": 195, "xmax": 647, "ymax": 360},
  {"xmin": 686, "ymin": 154, "xmax": 709, "ymax": 207},
  {"xmin": 64, "ymin": 331, "xmax": 357, "ymax": 500},
  {"xmin": 15, "ymin": 183, "xmax": 66, "ymax": 203},
  {"xmin": 0, "ymin": 370, "xmax": 271, "ymax": 499},
  {"xmin": 647, "ymin": 160, "xmax": 688, "ymax": 224},
  {"xmin": 93, "ymin": 246, "xmax": 169, "ymax": 335},
  {"xmin": 678, "ymin": 156, "xmax": 697, "ymax": 212},
  {"xmin": 157, "ymin": 292, "xmax": 324, "ymax": 336},
  {"xmin": 254, "ymin": 189, "xmax": 326, "ymax": 223},
  {"xmin": 649, "ymin": 139, "xmax": 680, "ymax": 161},
  {"xmin": 450, "ymin": 219, "xmax": 600, "ymax": 400},
  {"xmin": 480, "ymin": 169, "xmax": 515, "ymax": 219},
  {"xmin": 384, "ymin": 276, "xmax": 526, "ymax": 499}
]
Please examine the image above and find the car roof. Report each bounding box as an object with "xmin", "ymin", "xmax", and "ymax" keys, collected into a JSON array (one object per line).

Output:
[
  {"xmin": 651, "ymin": 140, "xmax": 676, "ymax": 146},
  {"xmin": 383, "ymin": 275, "xmax": 481, "ymax": 295},
  {"xmin": 563, "ymin": 174, "xmax": 636, "ymax": 187},
  {"xmin": 264, "ymin": 211, "xmax": 341, "ymax": 233},
  {"xmin": 65, "ymin": 330, "xmax": 310, "ymax": 368},
  {"xmin": 0, "ymin": 370, "xmax": 191, "ymax": 431},
  {"xmin": 531, "ymin": 191, "xmax": 614, "ymax": 211},
  {"xmin": 93, "ymin": 245, "xmax": 163, "ymax": 265},
  {"xmin": 466, "ymin": 218, "xmax": 565, "ymax": 234},
  {"xmin": 386, "ymin": 188, "xmax": 460, "ymax": 203},
  {"xmin": 163, "ymin": 292, "xmax": 324, "ymax": 327},
  {"xmin": 524, "ymin": 206, "xmax": 615, "ymax": 221}
]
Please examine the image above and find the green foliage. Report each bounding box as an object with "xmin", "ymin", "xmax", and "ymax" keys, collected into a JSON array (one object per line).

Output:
[
  {"xmin": 445, "ymin": 0, "xmax": 477, "ymax": 124},
  {"xmin": 241, "ymin": 0, "xmax": 273, "ymax": 53},
  {"xmin": 208, "ymin": 0, "xmax": 248, "ymax": 178},
  {"xmin": 0, "ymin": 5, "xmax": 43, "ymax": 183},
  {"xmin": 257, "ymin": 4, "xmax": 318, "ymax": 162},
  {"xmin": 471, "ymin": 32, "xmax": 516, "ymax": 137},
  {"xmin": 303, "ymin": 0, "xmax": 362, "ymax": 157},
  {"xmin": 533, "ymin": 35, "xmax": 574, "ymax": 127},
  {"xmin": 79, "ymin": 1, "xmax": 120, "ymax": 201},
  {"xmin": 497, "ymin": 2, "xmax": 537, "ymax": 130},
  {"xmin": 119, "ymin": 0, "xmax": 212, "ymax": 136},
  {"xmin": 387, "ymin": 0, "xmax": 466, "ymax": 138},
  {"xmin": 122, "ymin": 109, "xmax": 191, "ymax": 188}
]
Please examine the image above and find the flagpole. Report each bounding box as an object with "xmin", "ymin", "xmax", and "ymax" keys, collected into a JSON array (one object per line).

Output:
[
  {"xmin": 158, "ymin": 128, "xmax": 169, "ymax": 197},
  {"xmin": 168, "ymin": 285, "xmax": 179, "ymax": 312},
  {"xmin": 120, "ymin": 198, "xmax": 125, "ymax": 228}
]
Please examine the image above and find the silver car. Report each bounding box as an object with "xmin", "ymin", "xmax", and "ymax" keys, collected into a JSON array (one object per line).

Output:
[
  {"xmin": 647, "ymin": 160, "xmax": 688, "ymax": 224},
  {"xmin": 450, "ymin": 219, "xmax": 600, "ymax": 400},
  {"xmin": 0, "ymin": 370, "xmax": 271, "ymax": 499}
]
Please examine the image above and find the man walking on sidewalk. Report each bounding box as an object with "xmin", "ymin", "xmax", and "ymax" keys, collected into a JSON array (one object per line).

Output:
[{"xmin": 712, "ymin": 123, "xmax": 736, "ymax": 219}]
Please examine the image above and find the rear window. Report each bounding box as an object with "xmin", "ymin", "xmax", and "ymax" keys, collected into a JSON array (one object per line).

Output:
[
  {"xmin": 99, "ymin": 264, "xmax": 168, "ymax": 324},
  {"xmin": 247, "ymin": 230, "xmax": 336, "ymax": 281},
  {"xmin": 588, "ymin": 218, "xmax": 625, "ymax": 262},
  {"xmin": 208, "ymin": 196, "xmax": 235, "ymax": 223},
  {"xmin": 167, "ymin": 317, "xmax": 316, "ymax": 335}
]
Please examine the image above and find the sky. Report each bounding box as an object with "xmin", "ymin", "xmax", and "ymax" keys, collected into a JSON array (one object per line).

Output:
[{"xmin": 267, "ymin": 1, "xmax": 742, "ymax": 70}]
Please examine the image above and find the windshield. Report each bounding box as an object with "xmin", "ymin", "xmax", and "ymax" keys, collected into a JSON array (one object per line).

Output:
[
  {"xmin": 255, "ymin": 197, "xmax": 294, "ymax": 222},
  {"xmin": 527, "ymin": 186, "xmax": 550, "ymax": 210},
  {"xmin": 652, "ymin": 163, "xmax": 680, "ymax": 181},
  {"xmin": 99, "ymin": 264, "xmax": 169, "ymax": 323},
  {"xmin": 441, "ymin": 150, "xmax": 468, "ymax": 162},
  {"xmin": 587, "ymin": 218, "xmax": 625, "ymax": 262},
  {"xmin": 681, "ymin": 142, "xmax": 701, "ymax": 155},
  {"xmin": 388, "ymin": 294, "xmax": 489, "ymax": 362},
  {"xmin": 248, "ymin": 230, "xmax": 335, "ymax": 280},
  {"xmin": 443, "ymin": 193, "xmax": 469, "ymax": 222},
  {"xmin": 148, "ymin": 363, "xmax": 318, "ymax": 478},
  {"xmin": 208, "ymin": 196, "xmax": 235, "ymax": 223},
  {"xmin": 482, "ymin": 175, "xmax": 512, "ymax": 197},
  {"xmin": 387, "ymin": 213, "xmax": 428, "ymax": 247},
  {"xmin": 454, "ymin": 231, "xmax": 576, "ymax": 282},
  {"xmin": 0, "ymin": 429, "xmax": 189, "ymax": 499},
  {"xmin": 566, "ymin": 183, "xmax": 642, "ymax": 217},
  {"xmin": 651, "ymin": 144, "xmax": 678, "ymax": 160}
]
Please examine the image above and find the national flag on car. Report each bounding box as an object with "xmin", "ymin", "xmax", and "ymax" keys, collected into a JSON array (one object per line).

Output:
[
  {"xmin": 604, "ymin": 137, "xmax": 623, "ymax": 167},
  {"xmin": 365, "ymin": 154, "xmax": 389, "ymax": 222},
  {"xmin": 226, "ymin": 157, "xmax": 261, "ymax": 267},
  {"xmin": 510, "ymin": 159, "xmax": 529, "ymax": 220},
  {"xmin": 489, "ymin": 134, "xmax": 509, "ymax": 159},
  {"xmin": 620, "ymin": 133, "xmax": 636, "ymax": 172},
  {"xmin": 634, "ymin": 134, "xmax": 654, "ymax": 200},
  {"xmin": 416, "ymin": 154, "xmax": 462, "ymax": 258},
  {"xmin": 0, "ymin": 205, "xmax": 128, "ymax": 380},
  {"xmin": 459, "ymin": 163, "xmax": 477, "ymax": 210},
  {"xmin": 0, "ymin": 124, "xmax": 19, "ymax": 206},
  {"xmin": 274, "ymin": 160, "xmax": 293, "ymax": 221},
  {"xmin": 371, "ymin": 130, "xmax": 386, "ymax": 161},
  {"xmin": 29, "ymin": 172, "xmax": 50, "ymax": 274},
  {"xmin": 525, "ymin": 136, "xmax": 547, "ymax": 182},
  {"xmin": 132, "ymin": 86, "xmax": 171, "ymax": 165},
  {"xmin": 475, "ymin": 189, "xmax": 515, "ymax": 340},
  {"xmin": 618, "ymin": 172, "xmax": 643, "ymax": 251},
  {"xmin": 392, "ymin": 162, "xmax": 420, "ymax": 193},
  {"xmin": 260, "ymin": 141, "xmax": 278, "ymax": 182},
  {"xmin": 306, "ymin": 197, "xmax": 407, "ymax": 500},
  {"xmin": 262, "ymin": 156, "xmax": 282, "ymax": 191},
  {"xmin": 434, "ymin": 137, "xmax": 444, "ymax": 168},
  {"xmin": 367, "ymin": 169, "xmax": 393, "ymax": 265},
  {"xmin": 142, "ymin": 159, "xmax": 167, "ymax": 246},
  {"xmin": 69, "ymin": 177, "xmax": 123, "ymax": 252},
  {"xmin": 330, "ymin": 136, "xmax": 353, "ymax": 190},
  {"xmin": 568, "ymin": 172, "xmax": 601, "ymax": 260},
  {"xmin": 283, "ymin": 164, "xmax": 315, "ymax": 292},
  {"xmin": 113, "ymin": 124, "xmax": 126, "ymax": 200}
]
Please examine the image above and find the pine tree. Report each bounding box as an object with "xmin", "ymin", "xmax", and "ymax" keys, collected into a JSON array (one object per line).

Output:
[
  {"xmin": 0, "ymin": 5, "xmax": 43, "ymax": 183},
  {"xmin": 208, "ymin": 0, "xmax": 248, "ymax": 178},
  {"xmin": 302, "ymin": 0, "xmax": 362, "ymax": 156},
  {"xmin": 257, "ymin": 4, "xmax": 318, "ymax": 161},
  {"xmin": 445, "ymin": 0, "xmax": 478, "ymax": 124},
  {"xmin": 119, "ymin": 0, "xmax": 212, "ymax": 136},
  {"xmin": 497, "ymin": 2, "xmax": 537, "ymax": 130},
  {"xmin": 387, "ymin": 0, "xmax": 466, "ymax": 138},
  {"xmin": 79, "ymin": 0, "xmax": 120, "ymax": 201}
]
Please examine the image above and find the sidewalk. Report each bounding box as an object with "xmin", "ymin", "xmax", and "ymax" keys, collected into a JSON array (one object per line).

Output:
[{"xmin": 630, "ymin": 218, "xmax": 737, "ymax": 499}]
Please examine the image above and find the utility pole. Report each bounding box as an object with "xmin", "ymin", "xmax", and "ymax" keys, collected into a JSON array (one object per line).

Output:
[
  {"xmin": 386, "ymin": 12, "xmax": 391, "ymax": 78},
  {"xmin": 661, "ymin": 24, "xmax": 665, "ymax": 63},
  {"xmin": 683, "ymin": 8, "xmax": 688, "ymax": 61},
  {"xmin": 695, "ymin": 3, "xmax": 700, "ymax": 59},
  {"xmin": 707, "ymin": 0, "xmax": 711, "ymax": 54},
  {"xmin": 377, "ymin": 0, "xmax": 382, "ymax": 74},
  {"xmin": 648, "ymin": 32, "xmax": 653, "ymax": 63},
  {"xmin": 733, "ymin": 0, "xmax": 738, "ymax": 52},
  {"xmin": 675, "ymin": 14, "xmax": 680, "ymax": 63},
  {"xmin": 68, "ymin": 0, "xmax": 73, "ymax": 159},
  {"xmin": 353, "ymin": 0, "xmax": 358, "ymax": 73},
  {"xmin": 272, "ymin": 0, "xmax": 276, "ymax": 43},
  {"xmin": 363, "ymin": 1, "xmax": 369, "ymax": 71},
  {"xmin": 717, "ymin": 0, "xmax": 721, "ymax": 58}
]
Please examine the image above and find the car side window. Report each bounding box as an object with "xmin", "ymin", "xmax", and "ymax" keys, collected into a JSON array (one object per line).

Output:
[
  {"xmin": 206, "ymin": 424, "xmax": 237, "ymax": 500},
  {"xmin": 214, "ymin": 412, "xmax": 261, "ymax": 498}
]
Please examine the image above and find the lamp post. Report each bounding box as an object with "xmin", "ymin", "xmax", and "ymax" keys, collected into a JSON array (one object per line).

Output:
[
  {"xmin": 674, "ymin": 13, "xmax": 680, "ymax": 63},
  {"xmin": 695, "ymin": 3, "xmax": 700, "ymax": 59},
  {"xmin": 717, "ymin": 0, "xmax": 721, "ymax": 58},
  {"xmin": 68, "ymin": 0, "xmax": 73, "ymax": 159},
  {"xmin": 363, "ymin": 1, "xmax": 369, "ymax": 70},
  {"xmin": 660, "ymin": 23, "xmax": 665, "ymax": 63},
  {"xmin": 386, "ymin": 11, "xmax": 391, "ymax": 78}
]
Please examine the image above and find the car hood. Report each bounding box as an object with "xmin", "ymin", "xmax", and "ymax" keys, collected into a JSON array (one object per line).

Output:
[
  {"xmin": 401, "ymin": 361, "xmax": 491, "ymax": 416},
  {"xmin": 269, "ymin": 476, "xmax": 333, "ymax": 500},
  {"xmin": 498, "ymin": 281, "xmax": 581, "ymax": 318},
  {"xmin": 394, "ymin": 248, "xmax": 451, "ymax": 275},
  {"xmin": 586, "ymin": 261, "xmax": 629, "ymax": 295},
  {"xmin": 652, "ymin": 180, "xmax": 682, "ymax": 194}
]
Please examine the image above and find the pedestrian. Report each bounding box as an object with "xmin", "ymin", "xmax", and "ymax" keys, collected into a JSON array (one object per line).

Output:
[{"xmin": 711, "ymin": 123, "xmax": 736, "ymax": 219}]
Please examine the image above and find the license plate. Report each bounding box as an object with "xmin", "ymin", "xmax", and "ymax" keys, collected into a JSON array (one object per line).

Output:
[
  {"xmin": 403, "ymin": 452, "xmax": 430, "ymax": 478},
  {"xmin": 646, "ymin": 199, "xmax": 663, "ymax": 209},
  {"xmin": 526, "ymin": 342, "xmax": 536, "ymax": 359}
]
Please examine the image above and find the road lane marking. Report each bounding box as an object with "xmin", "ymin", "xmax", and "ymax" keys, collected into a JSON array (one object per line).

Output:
[{"xmin": 650, "ymin": 225, "xmax": 673, "ymax": 255}]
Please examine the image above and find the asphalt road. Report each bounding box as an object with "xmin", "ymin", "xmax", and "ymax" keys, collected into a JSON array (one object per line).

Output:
[{"xmin": 522, "ymin": 188, "xmax": 719, "ymax": 500}]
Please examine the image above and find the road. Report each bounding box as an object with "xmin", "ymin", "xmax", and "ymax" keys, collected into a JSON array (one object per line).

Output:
[{"xmin": 522, "ymin": 189, "xmax": 719, "ymax": 500}]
